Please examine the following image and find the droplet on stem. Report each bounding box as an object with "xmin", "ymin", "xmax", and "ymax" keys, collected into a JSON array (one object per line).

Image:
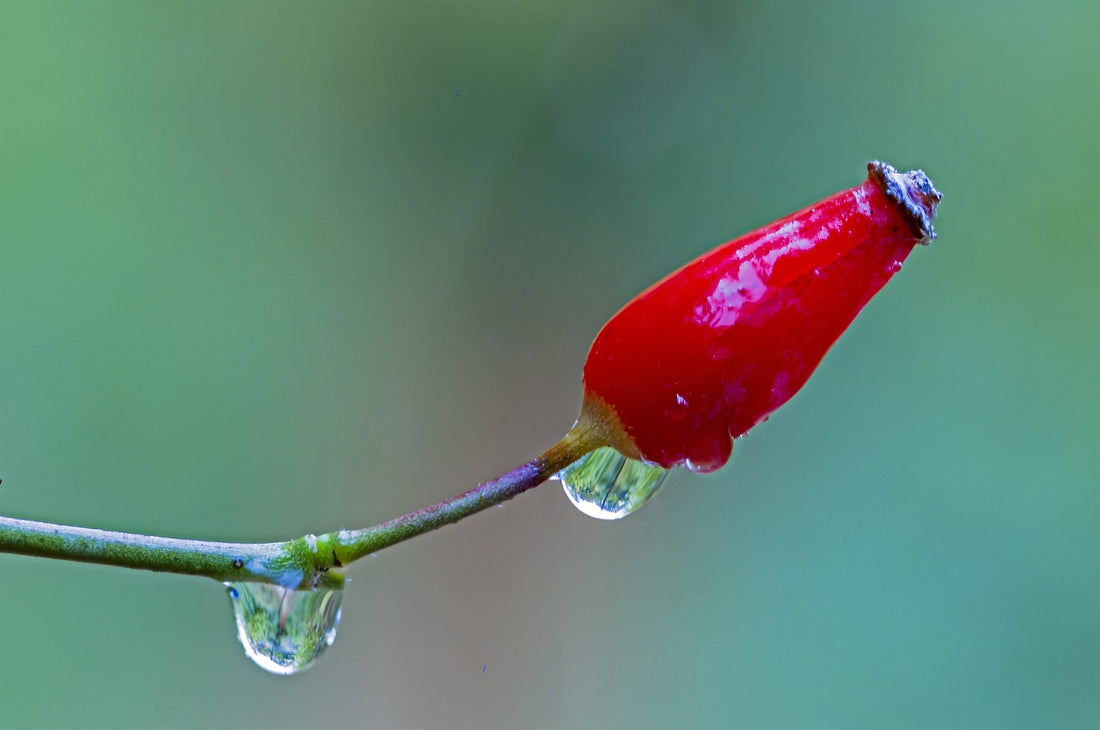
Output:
[
  {"xmin": 557, "ymin": 446, "xmax": 669, "ymax": 520},
  {"xmin": 225, "ymin": 582, "xmax": 343, "ymax": 675}
]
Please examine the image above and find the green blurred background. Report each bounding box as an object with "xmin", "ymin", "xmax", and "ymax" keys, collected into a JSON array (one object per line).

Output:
[{"xmin": 1, "ymin": 1, "xmax": 1097, "ymax": 727}]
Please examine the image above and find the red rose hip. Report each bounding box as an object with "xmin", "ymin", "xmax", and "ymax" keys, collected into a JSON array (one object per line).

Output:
[{"xmin": 575, "ymin": 161, "xmax": 942, "ymax": 473}]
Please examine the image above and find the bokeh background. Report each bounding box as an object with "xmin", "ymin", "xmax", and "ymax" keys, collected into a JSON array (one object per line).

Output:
[{"xmin": 1, "ymin": 1, "xmax": 1098, "ymax": 728}]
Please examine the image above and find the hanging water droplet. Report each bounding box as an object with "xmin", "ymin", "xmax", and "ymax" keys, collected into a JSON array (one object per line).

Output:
[
  {"xmin": 225, "ymin": 582, "xmax": 343, "ymax": 675},
  {"xmin": 557, "ymin": 446, "xmax": 669, "ymax": 520}
]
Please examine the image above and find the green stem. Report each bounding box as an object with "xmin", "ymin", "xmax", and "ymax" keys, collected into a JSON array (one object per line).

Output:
[{"xmin": 0, "ymin": 426, "xmax": 601, "ymax": 590}]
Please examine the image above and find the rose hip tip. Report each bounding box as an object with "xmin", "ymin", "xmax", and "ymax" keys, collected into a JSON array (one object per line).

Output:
[{"xmin": 867, "ymin": 160, "xmax": 942, "ymax": 244}]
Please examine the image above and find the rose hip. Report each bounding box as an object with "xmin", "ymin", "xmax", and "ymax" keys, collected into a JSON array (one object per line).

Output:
[{"xmin": 575, "ymin": 161, "xmax": 942, "ymax": 472}]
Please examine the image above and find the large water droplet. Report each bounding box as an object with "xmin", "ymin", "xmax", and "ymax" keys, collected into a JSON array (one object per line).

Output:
[
  {"xmin": 226, "ymin": 582, "xmax": 343, "ymax": 675},
  {"xmin": 557, "ymin": 446, "xmax": 669, "ymax": 520}
]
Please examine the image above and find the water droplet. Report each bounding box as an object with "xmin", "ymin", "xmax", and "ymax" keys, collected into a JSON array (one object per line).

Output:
[
  {"xmin": 685, "ymin": 457, "xmax": 724, "ymax": 474},
  {"xmin": 226, "ymin": 582, "xmax": 343, "ymax": 675},
  {"xmin": 557, "ymin": 446, "xmax": 669, "ymax": 520}
]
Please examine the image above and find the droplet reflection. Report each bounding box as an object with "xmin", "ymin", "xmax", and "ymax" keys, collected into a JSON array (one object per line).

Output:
[
  {"xmin": 557, "ymin": 446, "xmax": 669, "ymax": 520},
  {"xmin": 226, "ymin": 582, "xmax": 343, "ymax": 675}
]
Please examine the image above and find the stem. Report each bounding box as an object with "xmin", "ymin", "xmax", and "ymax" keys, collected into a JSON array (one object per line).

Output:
[{"xmin": 0, "ymin": 425, "xmax": 603, "ymax": 590}]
